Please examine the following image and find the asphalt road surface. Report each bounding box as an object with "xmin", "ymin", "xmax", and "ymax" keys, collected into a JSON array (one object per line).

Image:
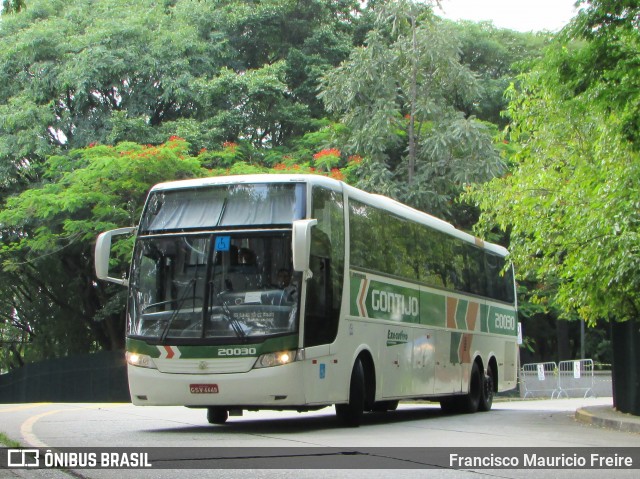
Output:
[{"xmin": 1, "ymin": 397, "xmax": 638, "ymax": 479}]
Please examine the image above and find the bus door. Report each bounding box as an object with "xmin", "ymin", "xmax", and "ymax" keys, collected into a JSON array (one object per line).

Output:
[{"xmin": 301, "ymin": 186, "xmax": 344, "ymax": 404}]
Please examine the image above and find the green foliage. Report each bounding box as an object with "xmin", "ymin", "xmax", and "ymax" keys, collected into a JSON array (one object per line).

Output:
[
  {"xmin": 0, "ymin": 0, "xmax": 361, "ymax": 196},
  {"xmin": 0, "ymin": 432, "xmax": 22, "ymax": 448},
  {"xmin": 450, "ymin": 20, "xmax": 551, "ymax": 127},
  {"xmin": 0, "ymin": 138, "xmax": 203, "ymax": 361},
  {"xmin": 2, "ymin": 138, "xmax": 202, "ymax": 249},
  {"xmin": 466, "ymin": 0, "xmax": 640, "ymax": 326},
  {"xmin": 566, "ymin": 0, "xmax": 640, "ymax": 146},
  {"xmin": 1, "ymin": 0, "xmax": 26, "ymax": 15},
  {"xmin": 320, "ymin": 0, "xmax": 504, "ymax": 222},
  {"xmin": 0, "ymin": 0, "xmax": 569, "ymax": 369}
]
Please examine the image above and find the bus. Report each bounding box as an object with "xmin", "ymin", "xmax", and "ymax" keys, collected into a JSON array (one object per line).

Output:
[{"xmin": 95, "ymin": 174, "xmax": 518, "ymax": 426}]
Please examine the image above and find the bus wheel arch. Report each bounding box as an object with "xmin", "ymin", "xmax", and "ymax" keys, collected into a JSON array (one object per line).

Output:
[{"xmin": 358, "ymin": 349, "xmax": 376, "ymax": 411}]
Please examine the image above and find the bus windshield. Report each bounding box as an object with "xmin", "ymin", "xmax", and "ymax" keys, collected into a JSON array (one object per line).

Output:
[
  {"xmin": 139, "ymin": 183, "xmax": 306, "ymax": 232},
  {"xmin": 128, "ymin": 233, "xmax": 300, "ymax": 342}
]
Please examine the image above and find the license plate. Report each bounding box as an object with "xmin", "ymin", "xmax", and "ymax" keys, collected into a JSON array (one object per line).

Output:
[{"xmin": 189, "ymin": 384, "xmax": 219, "ymax": 394}]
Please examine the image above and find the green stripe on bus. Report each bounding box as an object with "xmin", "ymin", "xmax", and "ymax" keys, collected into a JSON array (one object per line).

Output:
[
  {"xmin": 420, "ymin": 291, "xmax": 446, "ymax": 328},
  {"xmin": 450, "ymin": 332, "xmax": 462, "ymax": 364},
  {"xmin": 455, "ymin": 299, "xmax": 468, "ymax": 331},
  {"xmin": 350, "ymin": 274, "xmax": 517, "ymax": 336},
  {"xmin": 487, "ymin": 305, "xmax": 518, "ymax": 336},
  {"xmin": 126, "ymin": 334, "xmax": 298, "ymax": 358},
  {"xmin": 480, "ymin": 304, "xmax": 490, "ymax": 333}
]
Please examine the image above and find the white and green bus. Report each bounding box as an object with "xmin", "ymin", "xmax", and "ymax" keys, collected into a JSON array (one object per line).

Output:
[{"xmin": 95, "ymin": 174, "xmax": 518, "ymax": 426}]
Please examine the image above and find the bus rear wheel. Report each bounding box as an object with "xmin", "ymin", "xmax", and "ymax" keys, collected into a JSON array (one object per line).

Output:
[
  {"xmin": 335, "ymin": 358, "xmax": 366, "ymax": 427},
  {"xmin": 479, "ymin": 366, "xmax": 494, "ymax": 412},
  {"xmin": 441, "ymin": 362, "xmax": 483, "ymax": 414},
  {"xmin": 460, "ymin": 361, "xmax": 482, "ymax": 413},
  {"xmin": 207, "ymin": 407, "xmax": 229, "ymax": 424}
]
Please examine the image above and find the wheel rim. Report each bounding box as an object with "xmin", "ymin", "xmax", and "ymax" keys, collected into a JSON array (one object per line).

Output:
[{"xmin": 484, "ymin": 373, "xmax": 494, "ymax": 402}]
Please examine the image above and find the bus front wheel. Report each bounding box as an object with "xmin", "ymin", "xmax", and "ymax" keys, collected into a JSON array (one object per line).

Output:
[
  {"xmin": 335, "ymin": 358, "xmax": 366, "ymax": 427},
  {"xmin": 207, "ymin": 407, "xmax": 229, "ymax": 425}
]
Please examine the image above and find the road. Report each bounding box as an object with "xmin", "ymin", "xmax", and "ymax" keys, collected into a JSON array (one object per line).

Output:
[{"xmin": 1, "ymin": 397, "xmax": 639, "ymax": 478}]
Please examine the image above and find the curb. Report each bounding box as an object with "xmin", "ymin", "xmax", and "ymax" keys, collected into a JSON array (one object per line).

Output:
[{"xmin": 576, "ymin": 406, "xmax": 640, "ymax": 434}]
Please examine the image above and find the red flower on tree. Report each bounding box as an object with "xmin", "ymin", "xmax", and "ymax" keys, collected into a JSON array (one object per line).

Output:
[
  {"xmin": 313, "ymin": 148, "xmax": 341, "ymax": 171},
  {"xmin": 313, "ymin": 148, "xmax": 341, "ymax": 161},
  {"xmin": 329, "ymin": 168, "xmax": 345, "ymax": 181}
]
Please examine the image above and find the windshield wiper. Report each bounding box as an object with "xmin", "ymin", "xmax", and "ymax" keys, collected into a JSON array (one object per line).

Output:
[
  {"xmin": 222, "ymin": 302, "xmax": 246, "ymax": 338},
  {"xmin": 160, "ymin": 278, "xmax": 196, "ymax": 343},
  {"xmin": 215, "ymin": 197, "xmax": 228, "ymax": 227}
]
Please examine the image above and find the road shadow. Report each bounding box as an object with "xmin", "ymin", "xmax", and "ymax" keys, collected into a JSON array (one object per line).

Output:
[{"xmin": 141, "ymin": 403, "xmax": 512, "ymax": 435}]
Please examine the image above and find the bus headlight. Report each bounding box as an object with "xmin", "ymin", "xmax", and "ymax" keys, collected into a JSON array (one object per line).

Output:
[
  {"xmin": 254, "ymin": 350, "xmax": 301, "ymax": 369},
  {"xmin": 126, "ymin": 352, "xmax": 157, "ymax": 369}
]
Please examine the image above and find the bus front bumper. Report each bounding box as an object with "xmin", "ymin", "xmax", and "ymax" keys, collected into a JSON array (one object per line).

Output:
[{"xmin": 127, "ymin": 362, "xmax": 307, "ymax": 407}]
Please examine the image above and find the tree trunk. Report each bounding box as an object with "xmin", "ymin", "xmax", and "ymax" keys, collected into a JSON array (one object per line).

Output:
[
  {"xmin": 611, "ymin": 318, "xmax": 640, "ymax": 415},
  {"xmin": 556, "ymin": 319, "xmax": 571, "ymax": 361}
]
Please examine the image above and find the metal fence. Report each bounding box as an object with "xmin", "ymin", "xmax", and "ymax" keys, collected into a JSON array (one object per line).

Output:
[
  {"xmin": 519, "ymin": 360, "xmax": 610, "ymax": 399},
  {"xmin": 555, "ymin": 359, "xmax": 595, "ymax": 399},
  {"xmin": 520, "ymin": 361, "xmax": 560, "ymax": 399}
]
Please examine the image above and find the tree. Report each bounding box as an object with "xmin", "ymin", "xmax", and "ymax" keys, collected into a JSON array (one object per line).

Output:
[
  {"xmin": 0, "ymin": 0, "xmax": 361, "ymax": 196},
  {"xmin": 1, "ymin": 0, "xmax": 26, "ymax": 14},
  {"xmin": 0, "ymin": 0, "xmax": 363, "ymax": 367},
  {"xmin": 450, "ymin": 20, "xmax": 551, "ymax": 128},
  {"xmin": 0, "ymin": 129, "xmax": 364, "ymax": 369},
  {"xmin": 466, "ymin": 0, "xmax": 640, "ymax": 414},
  {"xmin": 0, "ymin": 0, "xmax": 564, "ymax": 370},
  {"xmin": 0, "ymin": 138, "xmax": 203, "ymax": 361},
  {"xmin": 320, "ymin": 0, "xmax": 504, "ymax": 222}
]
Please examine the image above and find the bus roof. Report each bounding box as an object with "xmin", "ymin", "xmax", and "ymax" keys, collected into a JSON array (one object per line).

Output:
[{"xmin": 150, "ymin": 174, "xmax": 509, "ymax": 257}]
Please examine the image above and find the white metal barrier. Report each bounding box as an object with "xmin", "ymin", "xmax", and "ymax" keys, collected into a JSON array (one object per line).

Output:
[
  {"xmin": 555, "ymin": 359, "xmax": 595, "ymax": 398},
  {"xmin": 520, "ymin": 362, "xmax": 560, "ymax": 399}
]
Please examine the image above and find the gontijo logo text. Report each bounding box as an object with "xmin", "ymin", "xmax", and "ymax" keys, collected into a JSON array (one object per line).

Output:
[
  {"xmin": 354, "ymin": 276, "xmax": 419, "ymax": 321},
  {"xmin": 372, "ymin": 290, "xmax": 419, "ymax": 317}
]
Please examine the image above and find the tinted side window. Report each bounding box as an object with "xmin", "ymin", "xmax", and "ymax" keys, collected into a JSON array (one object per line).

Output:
[
  {"xmin": 486, "ymin": 253, "xmax": 515, "ymax": 303},
  {"xmin": 349, "ymin": 199, "xmax": 515, "ymax": 304}
]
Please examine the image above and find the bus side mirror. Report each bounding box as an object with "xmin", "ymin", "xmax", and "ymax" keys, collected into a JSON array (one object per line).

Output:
[
  {"xmin": 95, "ymin": 227, "xmax": 137, "ymax": 286},
  {"xmin": 292, "ymin": 219, "xmax": 317, "ymax": 275}
]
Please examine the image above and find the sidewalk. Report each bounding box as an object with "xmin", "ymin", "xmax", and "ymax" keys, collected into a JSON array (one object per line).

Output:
[{"xmin": 576, "ymin": 404, "xmax": 640, "ymax": 433}]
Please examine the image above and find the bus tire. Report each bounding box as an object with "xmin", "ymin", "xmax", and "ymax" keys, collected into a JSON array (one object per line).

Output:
[
  {"xmin": 335, "ymin": 358, "xmax": 366, "ymax": 427},
  {"xmin": 479, "ymin": 365, "xmax": 494, "ymax": 412},
  {"xmin": 207, "ymin": 407, "xmax": 229, "ymax": 424},
  {"xmin": 459, "ymin": 361, "xmax": 482, "ymax": 414}
]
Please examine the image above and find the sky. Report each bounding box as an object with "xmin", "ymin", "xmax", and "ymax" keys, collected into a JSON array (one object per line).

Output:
[{"xmin": 436, "ymin": 0, "xmax": 581, "ymax": 32}]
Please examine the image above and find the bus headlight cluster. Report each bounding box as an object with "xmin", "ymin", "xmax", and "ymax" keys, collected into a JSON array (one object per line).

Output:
[
  {"xmin": 126, "ymin": 352, "xmax": 157, "ymax": 369},
  {"xmin": 254, "ymin": 350, "xmax": 301, "ymax": 369}
]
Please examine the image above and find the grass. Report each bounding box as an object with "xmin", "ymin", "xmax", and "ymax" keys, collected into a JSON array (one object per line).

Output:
[{"xmin": 0, "ymin": 432, "xmax": 22, "ymax": 448}]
